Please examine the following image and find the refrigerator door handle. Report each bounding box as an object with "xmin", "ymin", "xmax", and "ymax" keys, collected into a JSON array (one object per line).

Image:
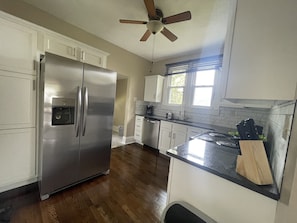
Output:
[
  {"xmin": 75, "ymin": 86, "xmax": 82, "ymax": 137},
  {"xmin": 82, "ymin": 86, "xmax": 88, "ymax": 136}
]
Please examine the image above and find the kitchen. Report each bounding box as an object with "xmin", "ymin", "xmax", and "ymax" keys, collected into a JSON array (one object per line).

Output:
[{"xmin": 0, "ymin": 0, "xmax": 297, "ymax": 222}]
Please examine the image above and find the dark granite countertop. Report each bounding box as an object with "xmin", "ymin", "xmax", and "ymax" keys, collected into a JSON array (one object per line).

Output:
[
  {"xmin": 143, "ymin": 115, "xmax": 234, "ymax": 133},
  {"xmin": 166, "ymin": 138, "xmax": 280, "ymax": 200}
]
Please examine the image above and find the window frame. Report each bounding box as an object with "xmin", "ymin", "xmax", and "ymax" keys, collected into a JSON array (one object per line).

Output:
[
  {"xmin": 165, "ymin": 72, "xmax": 187, "ymax": 106},
  {"xmin": 163, "ymin": 56, "xmax": 223, "ymax": 111}
]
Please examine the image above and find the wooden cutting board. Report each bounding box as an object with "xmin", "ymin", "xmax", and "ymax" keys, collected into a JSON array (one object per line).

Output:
[{"xmin": 236, "ymin": 140, "xmax": 273, "ymax": 185}]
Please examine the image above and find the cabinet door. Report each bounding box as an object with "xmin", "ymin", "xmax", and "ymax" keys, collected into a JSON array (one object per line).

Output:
[
  {"xmin": 225, "ymin": 0, "xmax": 297, "ymax": 100},
  {"xmin": 44, "ymin": 34, "xmax": 78, "ymax": 60},
  {"xmin": 171, "ymin": 124, "xmax": 188, "ymax": 148},
  {"xmin": 0, "ymin": 70, "xmax": 36, "ymax": 130},
  {"xmin": 0, "ymin": 17, "xmax": 37, "ymax": 75},
  {"xmin": 158, "ymin": 121, "xmax": 172, "ymax": 154},
  {"xmin": 0, "ymin": 128, "xmax": 36, "ymax": 190},
  {"xmin": 81, "ymin": 46, "xmax": 107, "ymax": 68},
  {"xmin": 144, "ymin": 75, "xmax": 164, "ymax": 102},
  {"xmin": 134, "ymin": 115, "xmax": 144, "ymax": 143}
]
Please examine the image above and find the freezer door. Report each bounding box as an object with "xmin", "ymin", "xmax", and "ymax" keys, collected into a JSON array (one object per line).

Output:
[
  {"xmin": 39, "ymin": 53, "xmax": 83, "ymax": 196},
  {"xmin": 79, "ymin": 64, "xmax": 116, "ymax": 179}
]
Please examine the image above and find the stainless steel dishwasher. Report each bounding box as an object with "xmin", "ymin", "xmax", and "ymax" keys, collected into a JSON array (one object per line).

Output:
[{"xmin": 142, "ymin": 118, "xmax": 160, "ymax": 149}]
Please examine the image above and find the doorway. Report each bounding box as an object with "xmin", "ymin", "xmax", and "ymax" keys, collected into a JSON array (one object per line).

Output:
[{"xmin": 112, "ymin": 74, "xmax": 128, "ymax": 148}]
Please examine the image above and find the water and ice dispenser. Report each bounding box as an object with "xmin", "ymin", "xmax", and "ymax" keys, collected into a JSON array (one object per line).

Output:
[{"xmin": 52, "ymin": 98, "xmax": 75, "ymax": 125}]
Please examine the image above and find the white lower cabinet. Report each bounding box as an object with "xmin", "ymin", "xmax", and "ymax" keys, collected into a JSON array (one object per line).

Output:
[
  {"xmin": 0, "ymin": 128, "xmax": 36, "ymax": 192},
  {"xmin": 158, "ymin": 121, "xmax": 172, "ymax": 154},
  {"xmin": 134, "ymin": 115, "xmax": 144, "ymax": 144},
  {"xmin": 167, "ymin": 158, "xmax": 277, "ymax": 223},
  {"xmin": 158, "ymin": 121, "xmax": 188, "ymax": 155}
]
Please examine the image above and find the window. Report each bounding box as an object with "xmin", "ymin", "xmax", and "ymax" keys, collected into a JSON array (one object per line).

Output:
[
  {"xmin": 168, "ymin": 73, "xmax": 186, "ymax": 105},
  {"xmin": 164, "ymin": 55, "xmax": 222, "ymax": 108},
  {"xmin": 192, "ymin": 69, "xmax": 216, "ymax": 107}
]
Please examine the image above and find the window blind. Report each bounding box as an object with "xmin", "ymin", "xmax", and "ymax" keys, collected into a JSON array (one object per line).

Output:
[{"xmin": 166, "ymin": 55, "xmax": 223, "ymax": 75}]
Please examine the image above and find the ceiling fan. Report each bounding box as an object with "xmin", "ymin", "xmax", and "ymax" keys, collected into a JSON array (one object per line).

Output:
[{"xmin": 119, "ymin": 0, "xmax": 191, "ymax": 42}]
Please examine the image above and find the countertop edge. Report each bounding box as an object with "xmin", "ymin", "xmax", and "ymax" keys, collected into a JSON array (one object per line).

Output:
[{"xmin": 166, "ymin": 150, "xmax": 280, "ymax": 201}]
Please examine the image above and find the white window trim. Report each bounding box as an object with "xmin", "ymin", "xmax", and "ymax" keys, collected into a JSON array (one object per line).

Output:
[{"xmin": 162, "ymin": 68, "xmax": 222, "ymax": 115}]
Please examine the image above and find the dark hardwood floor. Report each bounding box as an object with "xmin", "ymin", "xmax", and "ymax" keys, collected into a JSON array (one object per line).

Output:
[{"xmin": 0, "ymin": 144, "xmax": 170, "ymax": 223}]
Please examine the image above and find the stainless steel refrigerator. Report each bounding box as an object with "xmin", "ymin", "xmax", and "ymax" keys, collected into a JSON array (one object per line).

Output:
[{"xmin": 38, "ymin": 52, "xmax": 116, "ymax": 200}]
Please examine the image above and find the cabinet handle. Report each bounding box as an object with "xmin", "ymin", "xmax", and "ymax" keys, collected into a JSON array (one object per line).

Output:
[
  {"xmin": 33, "ymin": 80, "xmax": 36, "ymax": 91},
  {"xmin": 73, "ymin": 48, "xmax": 76, "ymax": 57},
  {"xmin": 81, "ymin": 51, "xmax": 86, "ymax": 61}
]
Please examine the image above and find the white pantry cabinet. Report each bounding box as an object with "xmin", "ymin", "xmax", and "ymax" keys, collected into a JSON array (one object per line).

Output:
[
  {"xmin": 44, "ymin": 32, "xmax": 108, "ymax": 68},
  {"xmin": 0, "ymin": 128, "xmax": 36, "ymax": 192},
  {"xmin": 0, "ymin": 70, "xmax": 36, "ymax": 130},
  {"xmin": 0, "ymin": 12, "xmax": 37, "ymax": 192},
  {"xmin": 144, "ymin": 75, "xmax": 164, "ymax": 102},
  {"xmin": 0, "ymin": 16, "xmax": 37, "ymax": 75},
  {"xmin": 158, "ymin": 121, "xmax": 187, "ymax": 155},
  {"xmin": 134, "ymin": 115, "xmax": 144, "ymax": 144},
  {"xmin": 224, "ymin": 0, "xmax": 297, "ymax": 100}
]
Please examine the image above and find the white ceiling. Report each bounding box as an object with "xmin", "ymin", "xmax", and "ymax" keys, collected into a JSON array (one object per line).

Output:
[{"xmin": 22, "ymin": 0, "xmax": 231, "ymax": 61}]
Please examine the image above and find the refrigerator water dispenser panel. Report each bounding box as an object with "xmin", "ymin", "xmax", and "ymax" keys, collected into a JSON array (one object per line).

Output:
[{"xmin": 52, "ymin": 98, "xmax": 75, "ymax": 125}]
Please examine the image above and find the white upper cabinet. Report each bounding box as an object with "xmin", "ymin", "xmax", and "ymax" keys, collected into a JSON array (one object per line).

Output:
[
  {"xmin": 44, "ymin": 33, "xmax": 78, "ymax": 61},
  {"xmin": 80, "ymin": 44, "xmax": 108, "ymax": 68},
  {"xmin": 44, "ymin": 32, "xmax": 108, "ymax": 68},
  {"xmin": 0, "ymin": 16, "xmax": 37, "ymax": 75},
  {"xmin": 144, "ymin": 75, "xmax": 164, "ymax": 102},
  {"xmin": 224, "ymin": 0, "xmax": 297, "ymax": 100}
]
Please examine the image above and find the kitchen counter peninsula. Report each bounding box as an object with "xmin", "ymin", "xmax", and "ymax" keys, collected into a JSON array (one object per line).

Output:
[{"xmin": 166, "ymin": 138, "xmax": 279, "ymax": 223}]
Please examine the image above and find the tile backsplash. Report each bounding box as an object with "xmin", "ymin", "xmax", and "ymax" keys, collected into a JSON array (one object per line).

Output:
[
  {"xmin": 136, "ymin": 100, "xmax": 270, "ymax": 131},
  {"xmin": 266, "ymin": 101, "xmax": 296, "ymax": 190}
]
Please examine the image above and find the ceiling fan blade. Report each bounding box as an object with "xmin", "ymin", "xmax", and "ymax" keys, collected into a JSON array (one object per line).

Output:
[
  {"xmin": 119, "ymin": 19, "xmax": 147, "ymax": 24},
  {"xmin": 162, "ymin": 11, "xmax": 191, "ymax": 24},
  {"xmin": 161, "ymin": 27, "xmax": 178, "ymax": 42},
  {"xmin": 140, "ymin": 29, "xmax": 151, "ymax": 41},
  {"xmin": 144, "ymin": 0, "xmax": 156, "ymax": 18}
]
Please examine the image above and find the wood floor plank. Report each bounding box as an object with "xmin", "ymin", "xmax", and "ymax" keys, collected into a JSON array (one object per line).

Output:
[{"xmin": 3, "ymin": 144, "xmax": 169, "ymax": 223}]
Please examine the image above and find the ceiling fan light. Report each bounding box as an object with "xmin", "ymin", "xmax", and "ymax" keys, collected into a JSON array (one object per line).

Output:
[{"xmin": 146, "ymin": 20, "xmax": 164, "ymax": 34}]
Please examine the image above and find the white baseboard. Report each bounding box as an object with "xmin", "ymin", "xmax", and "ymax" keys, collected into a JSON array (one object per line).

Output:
[
  {"xmin": 123, "ymin": 136, "xmax": 136, "ymax": 144},
  {"xmin": 0, "ymin": 176, "xmax": 37, "ymax": 193}
]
